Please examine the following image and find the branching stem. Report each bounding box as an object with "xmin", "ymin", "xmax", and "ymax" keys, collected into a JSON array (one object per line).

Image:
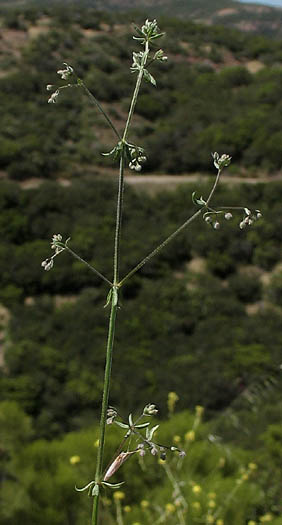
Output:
[
  {"xmin": 65, "ymin": 247, "xmax": 113, "ymax": 286},
  {"xmin": 118, "ymin": 169, "xmax": 223, "ymax": 287}
]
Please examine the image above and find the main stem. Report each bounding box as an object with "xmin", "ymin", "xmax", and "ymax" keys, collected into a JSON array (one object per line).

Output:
[
  {"xmin": 92, "ymin": 155, "xmax": 126, "ymax": 525},
  {"xmin": 92, "ymin": 42, "xmax": 151, "ymax": 524},
  {"xmin": 92, "ymin": 296, "xmax": 118, "ymax": 524}
]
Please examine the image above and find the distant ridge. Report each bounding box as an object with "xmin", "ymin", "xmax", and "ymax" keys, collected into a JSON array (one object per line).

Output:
[{"xmin": 1, "ymin": 0, "xmax": 282, "ymax": 38}]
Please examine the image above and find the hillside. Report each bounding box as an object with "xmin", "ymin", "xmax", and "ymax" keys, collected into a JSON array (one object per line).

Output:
[
  {"xmin": 1, "ymin": 4, "xmax": 282, "ymax": 182},
  {"xmin": 2, "ymin": 0, "xmax": 282, "ymax": 38}
]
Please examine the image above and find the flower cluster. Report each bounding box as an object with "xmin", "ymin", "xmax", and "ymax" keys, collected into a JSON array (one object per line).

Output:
[
  {"xmin": 153, "ymin": 49, "xmax": 168, "ymax": 62},
  {"xmin": 57, "ymin": 63, "xmax": 74, "ymax": 80},
  {"xmin": 212, "ymin": 152, "xmax": 232, "ymax": 170},
  {"xmin": 128, "ymin": 145, "xmax": 147, "ymax": 172},
  {"xmin": 239, "ymin": 208, "xmax": 262, "ymax": 229},
  {"xmin": 106, "ymin": 407, "xmax": 118, "ymax": 425},
  {"xmin": 204, "ymin": 207, "xmax": 262, "ymax": 231},
  {"xmin": 47, "ymin": 63, "xmax": 75, "ymax": 103},
  {"xmin": 143, "ymin": 403, "xmax": 158, "ymax": 416},
  {"xmin": 133, "ymin": 19, "xmax": 164, "ymax": 45},
  {"xmin": 107, "ymin": 404, "xmax": 186, "ymax": 467},
  {"xmin": 41, "ymin": 234, "xmax": 68, "ymax": 271}
]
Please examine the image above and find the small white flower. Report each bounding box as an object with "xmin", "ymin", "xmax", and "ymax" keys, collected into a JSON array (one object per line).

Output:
[
  {"xmin": 48, "ymin": 90, "xmax": 59, "ymax": 104},
  {"xmin": 41, "ymin": 258, "xmax": 54, "ymax": 271},
  {"xmin": 224, "ymin": 212, "xmax": 233, "ymax": 220},
  {"xmin": 46, "ymin": 84, "xmax": 54, "ymax": 91},
  {"xmin": 213, "ymin": 221, "xmax": 220, "ymax": 230},
  {"xmin": 57, "ymin": 63, "xmax": 73, "ymax": 80},
  {"xmin": 212, "ymin": 152, "xmax": 232, "ymax": 170}
]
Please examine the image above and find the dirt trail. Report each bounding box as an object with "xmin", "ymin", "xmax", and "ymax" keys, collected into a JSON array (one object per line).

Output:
[{"xmin": 17, "ymin": 172, "xmax": 282, "ymax": 192}]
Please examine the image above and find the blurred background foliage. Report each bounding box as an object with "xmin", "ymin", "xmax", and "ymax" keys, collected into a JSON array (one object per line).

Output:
[
  {"xmin": 2, "ymin": 3, "xmax": 282, "ymax": 177},
  {"xmin": 0, "ymin": 177, "xmax": 282, "ymax": 523},
  {"xmin": 1, "ymin": 1, "xmax": 282, "ymax": 524}
]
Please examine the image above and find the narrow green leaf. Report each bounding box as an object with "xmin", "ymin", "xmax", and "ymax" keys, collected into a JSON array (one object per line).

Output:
[
  {"xmin": 92, "ymin": 484, "xmax": 99, "ymax": 496},
  {"xmin": 143, "ymin": 69, "xmax": 156, "ymax": 86},
  {"xmin": 112, "ymin": 287, "xmax": 118, "ymax": 306},
  {"xmin": 115, "ymin": 421, "xmax": 130, "ymax": 429},
  {"xmin": 102, "ymin": 481, "xmax": 125, "ymax": 489},
  {"xmin": 104, "ymin": 288, "xmax": 113, "ymax": 309},
  {"xmin": 135, "ymin": 422, "xmax": 150, "ymax": 429}
]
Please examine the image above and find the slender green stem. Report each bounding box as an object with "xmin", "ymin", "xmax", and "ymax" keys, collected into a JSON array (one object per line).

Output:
[
  {"xmin": 80, "ymin": 81, "xmax": 121, "ymax": 141},
  {"xmin": 113, "ymin": 154, "xmax": 125, "ymax": 285},
  {"xmin": 122, "ymin": 41, "xmax": 149, "ymax": 141},
  {"xmin": 118, "ymin": 169, "xmax": 223, "ymax": 287},
  {"xmin": 92, "ymin": 294, "xmax": 118, "ymax": 525},
  {"xmin": 91, "ymin": 36, "xmax": 161, "ymax": 525},
  {"xmin": 92, "ymin": 142, "xmax": 126, "ymax": 525},
  {"xmin": 65, "ymin": 247, "xmax": 113, "ymax": 286},
  {"xmin": 118, "ymin": 208, "xmax": 202, "ymax": 287}
]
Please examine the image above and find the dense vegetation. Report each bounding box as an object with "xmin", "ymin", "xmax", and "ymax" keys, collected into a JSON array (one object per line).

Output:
[
  {"xmin": 3, "ymin": 0, "xmax": 282, "ymax": 39},
  {"xmin": 1, "ymin": 177, "xmax": 282, "ymax": 523},
  {"xmin": 2, "ymin": 5, "xmax": 282, "ymax": 179}
]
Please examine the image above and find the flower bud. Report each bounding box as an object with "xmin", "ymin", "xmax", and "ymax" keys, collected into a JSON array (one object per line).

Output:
[
  {"xmin": 143, "ymin": 403, "xmax": 158, "ymax": 416},
  {"xmin": 213, "ymin": 221, "xmax": 220, "ymax": 230},
  {"xmin": 224, "ymin": 212, "xmax": 232, "ymax": 220}
]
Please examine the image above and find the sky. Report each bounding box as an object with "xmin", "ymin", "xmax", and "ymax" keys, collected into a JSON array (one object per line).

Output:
[{"xmin": 239, "ymin": 0, "xmax": 282, "ymax": 6}]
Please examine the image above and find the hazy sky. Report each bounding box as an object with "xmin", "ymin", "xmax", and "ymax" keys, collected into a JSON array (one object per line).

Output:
[{"xmin": 239, "ymin": 0, "xmax": 282, "ymax": 6}]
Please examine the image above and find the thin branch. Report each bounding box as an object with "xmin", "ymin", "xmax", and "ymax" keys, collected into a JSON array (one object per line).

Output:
[
  {"xmin": 65, "ymin": 246, "xmax": 113, "ymax": 286},
  {"xmin": 118, "ymin": 169, "xmax": 223, "ymax": 287}
]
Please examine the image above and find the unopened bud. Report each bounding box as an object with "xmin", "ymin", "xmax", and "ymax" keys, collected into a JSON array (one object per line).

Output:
[
  {"xmin": 213, "ymin": 221, "xmax": 220, "ymax": 230},
  {"xmin": 143, "ymin": 403, "xmax": 158, "ymax": 416},
  {"xmin": 224, "ymin": 212, "xmax": 232, "ymax": 220}
]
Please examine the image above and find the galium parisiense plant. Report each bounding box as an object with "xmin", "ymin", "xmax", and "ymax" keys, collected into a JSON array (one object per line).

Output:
[{"xmin": 42, "ymin": 20, "xmax": 262, "ymax": 525}]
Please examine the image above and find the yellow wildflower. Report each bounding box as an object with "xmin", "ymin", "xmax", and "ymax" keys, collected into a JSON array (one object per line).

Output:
[
  {"xmin": 173, "ymin": 435, "xmax": 181, "ymax": 444},
  {"xmin": 192, "ymin": 485, "xmax": 202, "ymax": 494},
  {"xmin": 185, "ymin": 430, "xmax": 195, "ymax": 442},
  {"xmin": 208, "ymin": 500, "xmax": 216, "ymax": 508},
  {"xmin": 166, "ymin": 503, "xmax": 176, "ymax": 514},
  {"xmin": 94, "ymin": 439, "xmax": 99, "ymax": 448},
  {"xmin": 168, "ymin": 391, "xmax": 179, "ymax": 414},
  {"xmin": 113, "ymin": 491, "xmax": 125, "ymax": 501},
  {"xmin": 124, "ymin": 505, "xmax": 131, "ymax": 513},
  {"xmin": 207, "ymin": 516, "xmax": 215, "ymax": 524},
  {"xmin": 195, "ymin": 405, "xmax": 204, "ymax": 417},
  {"xmin": 208, "ymin": 492, "xmax": 217, "ymax": 499},
  {"xmin": 248, "ymin": 521, "xmax": 256, "ymax": 525},
  {"xmin": 192, "ymin": 501, "xmax": 201, "ymax": 511},
  {"xmin": 141, "ymin": 500, "xmax": 149, "ymax": 509},
  {"xmin": 260, "ymin": 514, "xmax": 273, "ymax": 522},
  {"xmin": 69, "ymin": 455, "xmax": 80, "ymax": 465},
  {"xmin": 248, "ymin": 462, "xmax": 257, "ymax": 471},
  {"xmin": 216, "ymin": 520, "xmax": 224, "ymax": 525},
  {"xmin": 218, "ymin": 457, "xmax": 225, "ymax": 468}
]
